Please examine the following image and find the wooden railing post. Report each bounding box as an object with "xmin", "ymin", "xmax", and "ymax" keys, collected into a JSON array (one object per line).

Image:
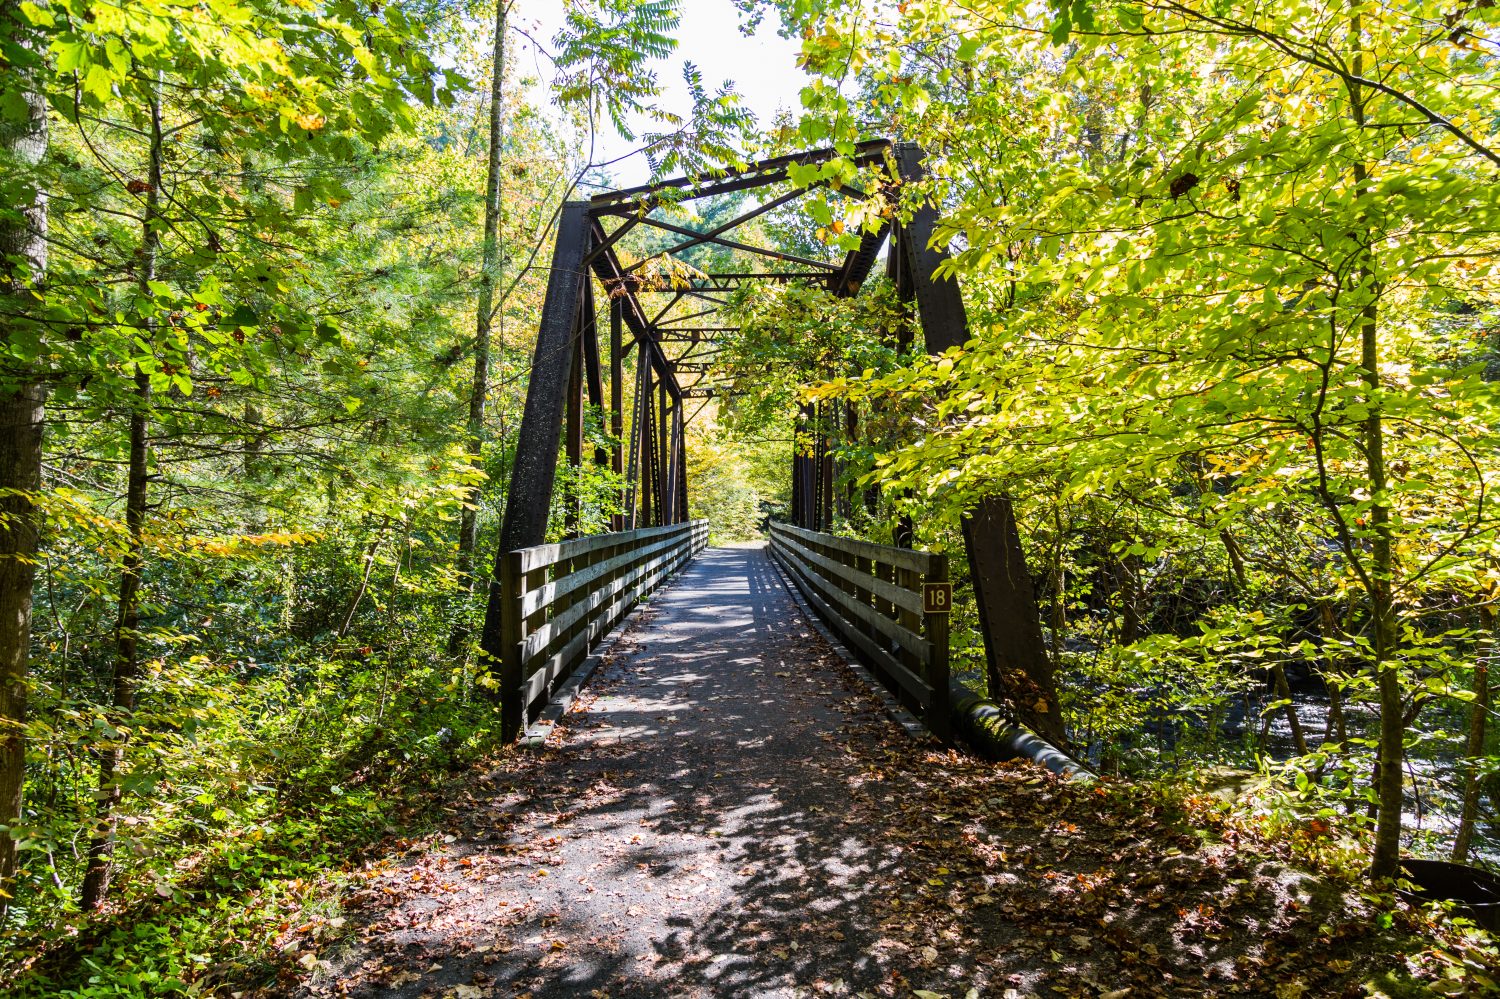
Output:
[
  {"xmin": 924, "ymin": 554, "xmax": 951, "ymax": 743},
  {"xmin": 498, "ymin": 549, "xmax": 525, "ymax": 742}
]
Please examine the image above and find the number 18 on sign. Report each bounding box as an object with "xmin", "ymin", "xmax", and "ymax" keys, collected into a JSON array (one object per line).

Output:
[{"xmin": 923, "ymin": 582, "xmax": 952, "ymax": 615}]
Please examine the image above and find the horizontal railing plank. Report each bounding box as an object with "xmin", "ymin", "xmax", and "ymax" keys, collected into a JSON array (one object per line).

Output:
[
  {"xmin": 520, "ymin": 532, "xmax": 682, "ymax": 618},
  {"xmin": 520, "ymin": 626, "xmax": 593, "ymax": 707},
  {"xmin": 771, "ymin": 543, "xmax": 933, "ymax": 706},
  {"xmin": 520, "ymin": 537, "xmax": 700, "ymax": 701},
  {"xmin": 770, "ymin": 533, "xmax": 932, "ymax": 664},
  {"xmin": 771, "ymin": 521, "xmax": 937, "ymax": 575},
  {"xmin": 521, "ymin": 540, "xmax": 689, "ymax": 661},
  {"xmin": 770, "ymin": 528, "xmax": 924, "ymax": 617},
  {"xmin": 506, "ymin": 521, "xmax": 708, "ymax": 731},
  {"xmin": 517, "ymin": 522, "xmax": 690, "ymax": 575}
]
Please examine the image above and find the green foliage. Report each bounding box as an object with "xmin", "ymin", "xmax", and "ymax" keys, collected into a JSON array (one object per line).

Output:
[
  {"xmin": 7, "ymin": 638, "xmax": 496, "ymax": 996},
  {"xmin": 0, "ymin": 0, "xmax": 627, "ymax": 982},
  {"xmin": 686, "ymin": 418, "xmax": 786, "ymax": 541},
  {"xmin": 757, "ymin": 0, "xmax": 1500, "ymax": 865}
]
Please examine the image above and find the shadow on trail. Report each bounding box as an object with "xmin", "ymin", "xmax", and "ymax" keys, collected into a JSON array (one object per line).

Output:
[
  {"xmin": 320, "ymin": 545, "xmax": 918, "ymax": 999},
  {"xmin": 307, "ymin": 545, "xmax": 1414, "ymax": 999}
]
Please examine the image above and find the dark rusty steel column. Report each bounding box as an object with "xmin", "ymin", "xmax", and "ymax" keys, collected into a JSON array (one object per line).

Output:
[
  {"xmin": 961, "ymin": 497, "xmax": 1066, "ymax": 742},
  {"xmin": 843, "ymin": 399, "xmax": 860, "ymax": 519},
  {"xmin": 818, "ymin": 405, "xmax": 834, "ymax": 530},
  {"xmin": 790, "ymin": 447, "xmax": 802, "ymax": 528},
  {"xmin": 886, "ymin": 216, "xmax": 915, "ymax": 547},
  {"xmin": 894, "ymin": 143, "xmax": 1067, "ymax": 746},
  {"xmin": 794, "ymin": 403, "xmax": 816, "ymax": 528},
  {"xmin": 663, "ymin": 395, "xmax": 678, "ymax": 525},
  {"xmin": 640, "ymin": 360, "xmax": 655, "ymax": 527},
  {"xmin": 482, "ymin": 200, "xmax": 591, "ymax": 726},
  {"xmin": 564, "ymin": 304, "xmax": 583, "ymax": 538},
  {"xmin": 491, "ymin": 200, "xmax": 591, "ymax": 553},
  {"xmin": 663, "ymin": 379, "xmax": 675, "ymax": 522},
  {"xmin": 580, "ymin": 277, "xmax": 608, "ymax": 469},
  {"xmin": 677, "ymin": 407, "xmax": 689, "ymax": 526},
  {"xmin": 610, "ymin": 299, "xmax": 624, "ymax": 530},
  {"xmin": 673, "ymin": 399, "xmax": 686, "ymax": 523}
]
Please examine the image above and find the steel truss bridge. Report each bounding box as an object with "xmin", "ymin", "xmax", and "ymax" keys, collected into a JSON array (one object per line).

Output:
[{"xmin": 477, "ymin": 139, "xmax": 1064, "ymax": 753}]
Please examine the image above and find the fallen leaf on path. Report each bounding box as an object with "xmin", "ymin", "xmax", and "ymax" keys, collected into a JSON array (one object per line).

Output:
[{"xmin": 444, "ymin": 988, "xmax": 486, "ymax": 999}]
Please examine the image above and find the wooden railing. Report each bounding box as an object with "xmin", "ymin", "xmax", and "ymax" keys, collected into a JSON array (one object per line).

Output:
[
  {"xmin": 497, "ymin": 520, "xmax": 710, "ymax": 739},
  {"xmin": 768, "ymin": 522, "xmax": 951, "ymax": 740}
]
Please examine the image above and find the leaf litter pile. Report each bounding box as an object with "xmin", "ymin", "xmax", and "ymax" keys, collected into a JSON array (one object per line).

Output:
[{"xmin": 269, "ymin": 547, "xmax": 1489, "ymax": 999}]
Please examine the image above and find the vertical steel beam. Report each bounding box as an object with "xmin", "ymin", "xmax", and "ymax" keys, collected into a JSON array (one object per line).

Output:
[
  {"xmin": 790, "ymin": 447, "xmax": 802, "ymax": 528},
  {"xmin": 676, "ymin": 403, "xmax": 689, "ymax": 526},
  {"xmin": 625, "ymin": 350, "xmax": 645, "ymax": 529},
  {"xmin": 810, "ymin": 405, "xmax": 820, "ymax": 530},
  {"xmin": 663, "ymin": 395, "xmax": 677, "ymax": 525},
  {"xmin": 675, "ymin": 400, "xmax": 684, "ymax": 523},
  {"xmin": 564, "ymin": 305, "xmax": 583, "ymax": 539},
  {"xmin": 893, "ymin": 145, "xmax": 966, "ymax": 357},
  {"xmin": 818, "ymin": 404, "xmax": 834, "ymax": 530},
  {"xmin": 886, "ymin": 214, "xmax": 915, "ymax": 546},
  {"xmin": 663, "ymin": 379, "xmax": 675, "ymax": 522},
  {"xmin": 886, "ymin": 220, "xmax": 916, "ymax": 353},
  {"xmin": 640, "ymin": 361, "xmax": 655, "ymax": 527},
  {"xmin": 580, "ymin": 278, "xmax": 609, "ymax": 469},
  {"xmin": 795, "ymin": 403, "xmax": 816, "ymax": 528},
  {"xmin": 610, "ymin": 300, "xmax": 624, "ymax": 530},
  {"xmin": 961, "ymin": 496, "xmax": 1065, "ymax": 742},
  {"xmin": 893, "ymin": 143, "xmax": 1067, "ymax": 745},
  {"xmin": 491, "ymin": 201, "xmax": 591, "ymax": 553},
  {"xmin": 483, "ymin": 201, "xmax": 590, "ymax": 718}
]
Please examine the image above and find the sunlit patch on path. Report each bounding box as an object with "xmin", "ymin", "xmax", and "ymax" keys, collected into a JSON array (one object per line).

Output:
[{"xmin": 295, "ymin": 544, "xmax": 1408, "ymax": 999}]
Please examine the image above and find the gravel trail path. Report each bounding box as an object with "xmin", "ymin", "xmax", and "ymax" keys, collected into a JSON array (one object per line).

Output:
[{"xmin": 300, "ymin": 544, "xmax": 1405, "ymax": 999}]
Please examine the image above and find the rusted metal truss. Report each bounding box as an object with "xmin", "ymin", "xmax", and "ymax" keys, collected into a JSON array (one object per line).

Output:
[
  {"xmin": 480, "ymin": 140, "xmax": 1056, "ymax": 722},
  {"xmin": 486, "ymin": 140, "xmax": 905, "ymax": 562}
]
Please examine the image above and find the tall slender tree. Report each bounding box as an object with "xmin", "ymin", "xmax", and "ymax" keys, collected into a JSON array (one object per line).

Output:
[
  {"xmin": 0, "ymin": 0, "xmax": 49, "ymax": 918},
  {"xmin": 455, "ymin": 0, "xmax": 511, "ymax": 594},
  {"xmin": 78, "ymin": 75, "xmax": 163, "ymax": 912}
]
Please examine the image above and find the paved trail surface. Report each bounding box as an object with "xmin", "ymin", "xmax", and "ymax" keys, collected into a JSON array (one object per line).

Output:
[{"xmin": 302, "ymin": 545, "xmax": 1403, "ymax": 999}]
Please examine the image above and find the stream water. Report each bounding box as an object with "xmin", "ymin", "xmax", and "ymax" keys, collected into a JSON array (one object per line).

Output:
[{"xmin": 1091, "ymin": 685, "xmax": 1500, "ymax": 868}]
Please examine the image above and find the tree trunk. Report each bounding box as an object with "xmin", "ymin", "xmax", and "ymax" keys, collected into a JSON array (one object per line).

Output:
[
  {"xmin": 80, "ymin": 80, "xmax": 163, "ymax": 911},
  {"xmin": 455, "ymin": 0, "xmax": 508, "ymax": 589},
  {"xmin": 1271, "ymin": 662, "xmax": 1309, "ymax": 757},
  {"xmin": 243, "ymin": 401, "xmax": 265, "ymax": 532},
  {"xmin": 0, "ymin": 385, "xmax": 43, "ymax": 918},
  {"xmin": 1452, "ymin": 608, "xmax": 1492, "ymax": 863},
  {"xmin": 339, "ymin": 515, "xmax": 392, "ymax": 640},
  {"xmin": 1048, "ymin": 504, "xmax": 1066, "ymax": 665},
  {"xmin": 1348, "ymin": 19, "xmax": 1403, "ymax": 880},
  {"xmin": 1118, "ymin": 550, "xmax": 1141, "ymax": 645},
  {"xmin": 1313, "ymin": 600, "xmax": 1350, "ymax": 784},
  {"xmin": 1318, "ymin": 601, "xmax": 1349, "ymax": 741},
  {"xmin": 1220, "ymin": 528, "xmax": 1248, "ymax": 592},
  {"xmin": 0, "ymin": 0, "xmax": 48, "ymax": 919}
]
